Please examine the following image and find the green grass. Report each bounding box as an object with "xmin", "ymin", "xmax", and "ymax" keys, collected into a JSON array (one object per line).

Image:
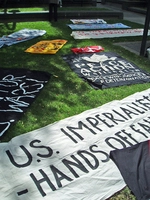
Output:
[
  {"xmin": 0, "ymin": 6, "xmax": 107, "ymax": 12},
  {"xmin": 0, "ymin": 17, "xmax": 150, "ymax": 199}
]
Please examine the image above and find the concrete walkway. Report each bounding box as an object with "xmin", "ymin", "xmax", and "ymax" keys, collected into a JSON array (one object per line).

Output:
[
  {"xmin": 96, "ymin": 2, "xmax": 150, "ymax": 56},
  {"xmin": 96, "ymin": 2, "xmax": 146, "ymax": 25}
]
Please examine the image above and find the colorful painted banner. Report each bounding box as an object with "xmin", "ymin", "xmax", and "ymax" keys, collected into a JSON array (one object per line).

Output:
[
  {"xmin": 0, "ymin": 29, "xmax": 46, "ymax": 48},
  {"xmin": 25, "ymin": 40, "xmax": 67, "ymax": 54},
  {"xmin": 71, "ymin": 46, "xmax": 104, "ymax": 54},
  {"xmin": 68, "ymin": 23, "xmax": 130, "ymax": 30}
]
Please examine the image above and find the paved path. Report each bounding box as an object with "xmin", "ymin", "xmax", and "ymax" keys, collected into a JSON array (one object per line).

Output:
[
  {"xmin": 96, "ymin": 2, "xmax": 149, "ymax": 56},
  {"xmin": 96, "ymin": 2, "xmax": 146, "ymax": 25}
]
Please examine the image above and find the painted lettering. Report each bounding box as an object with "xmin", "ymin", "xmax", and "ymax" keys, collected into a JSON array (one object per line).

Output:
[{"xmin": 6, "ymin": 145, "xmax": 32, "ymax": 168}]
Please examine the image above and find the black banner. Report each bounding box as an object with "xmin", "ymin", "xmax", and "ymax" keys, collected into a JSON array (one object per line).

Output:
[
  {"xmin": 0, "ymin": 68, "xmax": 51, "ymax": 137},
  {"xmin": 63, "ymin": 52, "xmax": 150, "ymax": 89}
]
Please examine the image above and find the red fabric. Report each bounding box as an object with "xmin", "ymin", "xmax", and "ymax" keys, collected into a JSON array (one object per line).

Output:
[{"xmin": 71, "ymin": 46, "xmax": 104, "ymax": 54}]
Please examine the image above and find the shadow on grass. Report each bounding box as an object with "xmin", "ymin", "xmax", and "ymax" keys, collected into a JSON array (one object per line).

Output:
[{"xmin": 0, "ymin": 20, "xmax": 92, "ymax": 140}]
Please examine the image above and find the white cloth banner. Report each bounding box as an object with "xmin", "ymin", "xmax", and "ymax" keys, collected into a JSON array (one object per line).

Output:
[
  {"xmin": 70, "ymin": 19, "xmax": 107, "ymax": 24},
  {"xmin": 0, "ymin": 89, "xmax": 150, "ymax": 200},
  {"xmin": 71, "ymin": 29, "xmax": 150, "ymax": 39}
]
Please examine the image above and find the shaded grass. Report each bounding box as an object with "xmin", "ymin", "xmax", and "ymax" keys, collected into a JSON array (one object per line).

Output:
[
  {"xmin": 0, "ymin": 6, "xmax": 108, "ymax": 12},
  {"xmin": 107, "ymin": 186, "xmax": 136, "ymax": 200},
  {"xmin": 0, "ymin": 18, "xmax": 150, "ymax": 199}
]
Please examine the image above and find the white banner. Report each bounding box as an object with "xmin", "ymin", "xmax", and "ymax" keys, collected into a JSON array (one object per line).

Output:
[
  {"xmin": 71, "ymin": 29, "xmax": 150, "ymax": 39},
  {"xmin": 0, "ymin": 89, "xmax": 150, "ymax": 200},
  {"xmin": 70, "ymin": 19, "xmax": 107, "ymax": 24}
]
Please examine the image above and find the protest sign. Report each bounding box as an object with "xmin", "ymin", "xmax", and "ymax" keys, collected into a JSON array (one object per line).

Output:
[{"xmin": 0, "ymin": 89, "xmax": 150, "ymax": 200}]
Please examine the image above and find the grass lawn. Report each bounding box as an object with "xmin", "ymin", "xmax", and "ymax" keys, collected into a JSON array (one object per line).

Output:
[
  {"xmin": 0, "ymin": 6, "xmax": 108, "ymax": 12},
  {"xmin": 0, "ymin": 15, "xmax": 150, "ymax": 199}
]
